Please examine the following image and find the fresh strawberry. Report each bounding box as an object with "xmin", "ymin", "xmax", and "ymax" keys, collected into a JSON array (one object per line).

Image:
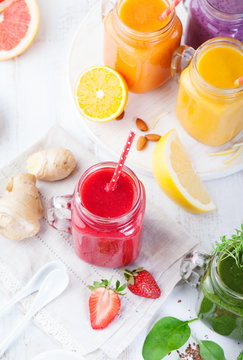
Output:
[
  {"xmin": 123, "ymin": 267, "xmax": 161, "ymax": 299},
  {"xmin": 88, "ymin": 278, "xmax": 126, "ymax": 329}
]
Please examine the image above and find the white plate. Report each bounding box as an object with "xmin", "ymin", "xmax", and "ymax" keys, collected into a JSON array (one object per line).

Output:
[
  {"xmin": 68, "ymin": 2, "xmax": 243, "ymax": 181},
  {"xmin": 33, "ymin": 350, "xmax": 83, "ymax": 360}
]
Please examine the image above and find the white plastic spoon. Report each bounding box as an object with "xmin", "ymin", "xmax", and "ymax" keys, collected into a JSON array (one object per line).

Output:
[
  {"xmin": 0, "ymin": 261, "xmax": 66, "ymax": 318},
  {"xmin": 0, "ymin": 268, "xmax": 69, "ymax": 357},
  {"xmin": 33, "ymin": 350, "xmax": 84, "ymax": 360}
]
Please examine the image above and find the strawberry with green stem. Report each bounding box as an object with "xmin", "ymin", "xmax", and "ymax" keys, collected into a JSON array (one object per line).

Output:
[
  {"xmin": 88, "ymin": 278, "xmax": 126, "ymax": 329},
  {"xmin": 123, "ymin": 267, "xmax": 161, "ymax": 299}
]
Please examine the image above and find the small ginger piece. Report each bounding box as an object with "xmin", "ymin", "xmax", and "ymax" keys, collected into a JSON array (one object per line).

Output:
[
  {"xmin": 26, "ymin": 148, "xmax": 76, "ymax": 181},
  {"xmin": 0, "ymin": 174, "xmax": 43, "ymax": 241}
]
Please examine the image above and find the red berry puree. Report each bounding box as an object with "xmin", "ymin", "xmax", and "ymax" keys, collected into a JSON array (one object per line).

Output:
[
  {"xmin": 71, "ymin": 164, "xmax": 146, "ymax": 267},
  {"xmin": 81, "ymin": 168, "xmax": 137, "ymax": 218}
]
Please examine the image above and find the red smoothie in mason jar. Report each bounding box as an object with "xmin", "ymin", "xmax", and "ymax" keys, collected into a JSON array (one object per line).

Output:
[
  {"xmin": 71, "ymin": 162, "xmax": 146, "ymax": 267},
  {"xmin": 81, "ymin": 168, "xmax": 136, "ymax": 218}
]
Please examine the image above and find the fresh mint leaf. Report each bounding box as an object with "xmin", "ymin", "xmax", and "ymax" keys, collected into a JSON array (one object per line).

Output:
[
  {"xmin": 142, "ymin": 317, "xmax": 196, "ymax": 360},
  {"xmin": 198, "ymin": 340, "xmax": 226, "ymax": 360}
]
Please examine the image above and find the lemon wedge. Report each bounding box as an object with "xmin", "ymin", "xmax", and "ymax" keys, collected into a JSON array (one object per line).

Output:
[
  {"xmin": 74, "ymin": 65, "xmax": 128, "ymax": 122},
  {"xmin": 152, "ymin": 129, "xmax": 216, "ymax": 213}
]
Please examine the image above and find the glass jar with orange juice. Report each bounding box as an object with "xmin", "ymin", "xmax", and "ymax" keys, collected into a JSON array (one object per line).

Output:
[
  {"xmin": 172, "ymin": 37, "xmax": 243, "ymax": 146},
  {"xmin": 103, "ymin": 0, "xmax": 182, "ymax": 93}
]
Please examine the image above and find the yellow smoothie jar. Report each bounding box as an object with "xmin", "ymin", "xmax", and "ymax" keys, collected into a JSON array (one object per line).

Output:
[
  {"xmin": 103, "ymin": 0, "xmax": 182, "ymax": 93},
  {"xmin": 172, "ymin": 38, "xmax": 243, "ymax": 146}
]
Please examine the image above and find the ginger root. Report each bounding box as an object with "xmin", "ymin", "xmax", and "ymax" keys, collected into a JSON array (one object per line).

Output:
[
  {"xmin": 0, "ymin": 174, "xmax": 43, "ymax": 241},
  {"xmin": 26, "ymin": 148, "xmax": 76, "ymax": 181}
]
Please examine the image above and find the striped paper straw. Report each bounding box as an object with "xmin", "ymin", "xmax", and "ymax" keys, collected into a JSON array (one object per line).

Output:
[
  {"xmin": 159, "ymin": 0, "xmax": 182, "ymax": 20},
  {"xmin": 108, "ymin": 129, "xmax": 136, "ymax": 192},
  {"xmin": 234, "ymin": 76, "xmax": 243, "ymax": 86}
]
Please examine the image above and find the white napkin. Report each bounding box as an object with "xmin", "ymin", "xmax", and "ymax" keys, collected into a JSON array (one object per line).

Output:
[{"xmin": 0, "ymin": 125, "xmax": 199, "ymax": 359}]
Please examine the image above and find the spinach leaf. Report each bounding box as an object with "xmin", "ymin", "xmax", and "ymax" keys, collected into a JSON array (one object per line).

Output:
[
  {"xmin": 198, "ymin": 296, "xmax": 213, "ymax": 314},
  {"xmin": 212, "ymin": 313, "xmax": 236, "ymax": 336},
  {"xmin": 237, "ymin": 351, "xmax": 243, "ymax": 360},
  {"xmin": 198, "ymin": 340, "xmax": 226, "ymax": 360},
  {"xmin": 142, "ymin": 317, "xmax": 196, "ymax": 360}
]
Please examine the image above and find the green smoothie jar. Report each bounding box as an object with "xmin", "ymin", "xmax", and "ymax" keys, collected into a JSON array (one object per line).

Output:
[{"xmin": 181, "ymin": 249, "xmax": 243, "ymax": 340}]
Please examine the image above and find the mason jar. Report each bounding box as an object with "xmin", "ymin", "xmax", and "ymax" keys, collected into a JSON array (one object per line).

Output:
[
  {"xmin": 184, "ymin": 0, "xmax": 243, "ymax": 49},
  {"xmin": 181, "ymin": 250, "xmax": 243, "ymax": 340},
  {"xmin": 171, "ymin": 37, "xmax": 243, "ymax": 146},
  {"xmin": 103, "ymin": 0, "xmax": 182, "ymax": 93},
  {"xmin": 47, "ymin": 162, "xmax": 146, "ymax": 268}
]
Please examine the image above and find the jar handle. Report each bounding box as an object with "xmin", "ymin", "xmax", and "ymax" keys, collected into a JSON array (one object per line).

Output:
[
  {"xmin": 171, "ymin": 45, "xmax": 195, "ymax": 82},
  {"xmin": 180, "ymin": 251, "xmax": 211, "ymax": 288},
  {"xmin": 47, "ymin": 195, "xmax": 72, "ymax": 234},
  {"xmin": 101, "ymin": 0, "xmax": 115, "ymax": 21}
]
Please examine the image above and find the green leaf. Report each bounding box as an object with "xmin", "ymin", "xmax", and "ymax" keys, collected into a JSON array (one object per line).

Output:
[
  {"xmin": 102, "ymin": 279, "xmax": 109, "ymax": 286},
  {"xmin": 212, "ymin": 225, "xmax": 243, "ymax": 268},
  {"xmin": 142, "ymin": 317, "xmax": 192, "ymax": 360},
  {"xmin": 212, "ymin": 313, "xmax": 236, "ymax": 336},
  {"xmin": 198, "ymin": 296, "xmax": 213, "ymax": 314},
  {"xmin": 118, "ymin": 284, "xmax": 126, "ymax": 292},
  {"xmin": 238, "ymin": 351, "xmax": 243, "ymax": 360},
  {"xmin": 198, "ymin": 340, "xmax": 226, "ymax": 360}
]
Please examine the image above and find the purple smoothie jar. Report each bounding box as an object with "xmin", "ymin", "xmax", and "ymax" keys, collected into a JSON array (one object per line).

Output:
[{"xmin": 184, "ymin": 0, "xmax": 243, "ymax": 49}]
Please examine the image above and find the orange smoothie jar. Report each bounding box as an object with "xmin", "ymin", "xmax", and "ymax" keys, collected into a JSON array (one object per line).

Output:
[
  {"xmin": 103, "ymin": 0, "xmax": 182, "ymax": 93},
  {"xmin": 172, "ymin": 38, "xmax": 243, "ymax": 146}
]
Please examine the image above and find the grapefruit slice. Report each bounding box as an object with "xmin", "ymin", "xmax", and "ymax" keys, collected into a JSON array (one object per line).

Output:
[
  {"xmin": 0, "ymin": 0, "xmax": 14, "ymax": 12},
  {"xmin": 0, "ymin": 0, "xmax": 39, "ymax": 60}
]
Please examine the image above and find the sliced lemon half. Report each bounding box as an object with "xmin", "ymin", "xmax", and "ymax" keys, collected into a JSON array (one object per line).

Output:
[
  {"xmin": 152, "ymin": 129, "xmax": 216, "ymax": 213},
  {"xmin": 74, "ymin": 65, "xmax": 128, "ymax": 122}
]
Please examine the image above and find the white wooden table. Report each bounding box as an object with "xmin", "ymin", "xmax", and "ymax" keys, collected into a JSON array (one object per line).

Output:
[{"xmin": 0, "ymin": 0, "xmax": 242, "ymax": 359}]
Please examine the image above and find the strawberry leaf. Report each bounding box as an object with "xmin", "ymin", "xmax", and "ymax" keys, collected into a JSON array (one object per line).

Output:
[
  {"xmin": 118, "ymin": 284, "xmax": 126, "ymax": 292},
  {"xmin": 88, "ymin": 278, "xmax": 126, "ymax": 295},
  {"xmin": 128, "ymin": 277, "xmax": 134, "ymax": 285},
  {"xmin": 102, "ymin": 279, "xmax": 109, "ymax": 287}
]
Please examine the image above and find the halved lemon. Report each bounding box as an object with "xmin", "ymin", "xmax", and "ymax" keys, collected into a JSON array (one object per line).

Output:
[
  {"xmin": 74, "ymin": 65, "xmax": 128, "ymax": 122},
  {"xmin": 152, "ymin": 129, "xmax": 216, "ymax": 213}
]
